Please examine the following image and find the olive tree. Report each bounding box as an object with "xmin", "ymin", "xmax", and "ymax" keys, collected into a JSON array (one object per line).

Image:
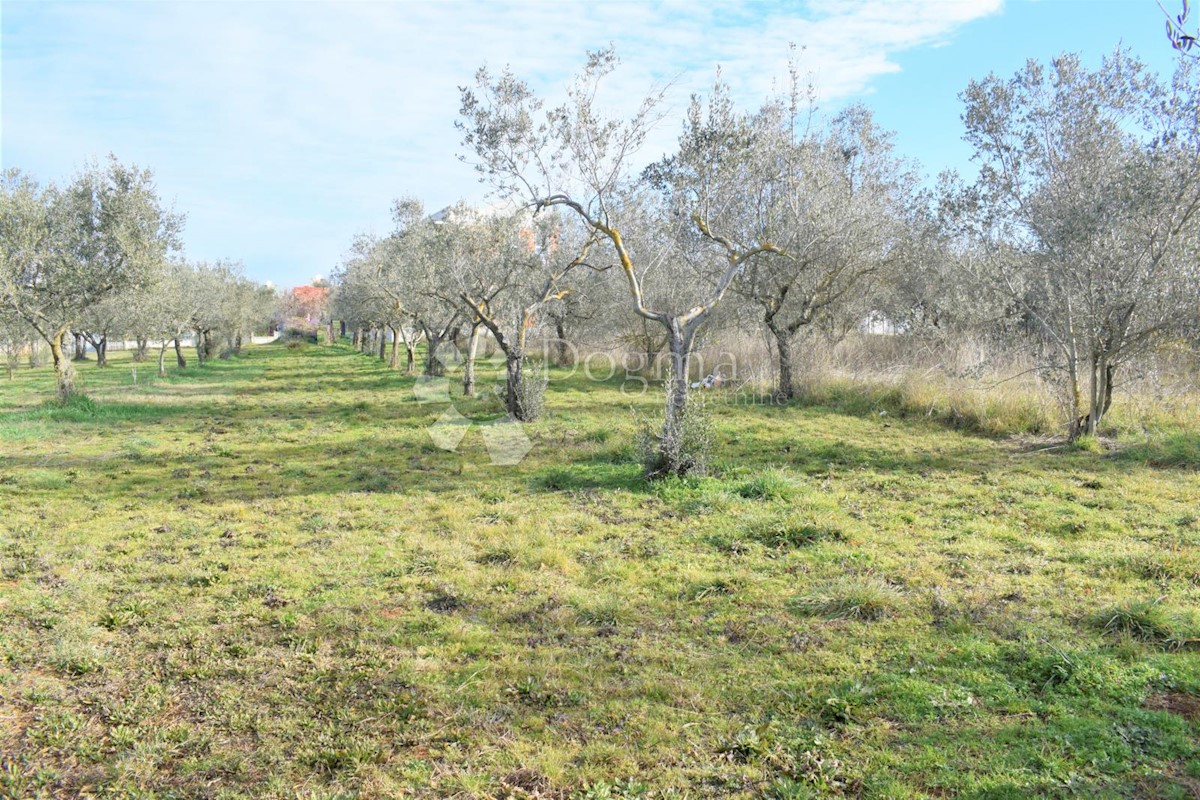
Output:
[
  {"xmin": 457, "ymin": 209, "xmax": 600, "ymax": 419},
  {"xmin": 188, "ymin": 260, "xmax": 253, "ymax": 363},
  {"xmin": 0, "ymin": 308, "xmax": 31, "ymax": 379},
  {"xmin": 334, "ymin": 235, "xmax": 391, "ymax": 357},
  {"xmin": 0, "ymin": 159, "xmax": 180, "ymax": 398},
  {"xmin": 78, "ymin": 294, "xmax": 125, "ymax": 367},
  {"xmin": 379, "ymin": 201, "xmax": 438, "ymax": 373},
  {"xmin": 1162, "ymin": 0, "xmax": 1200, "ymax": 56},
  {"xmin": 959, "ymin": 51, "xmax": 1200, "ymax": 438},
  {"xmin": 713, "ymin": 102, "xmax": 915, "ymax": 399},
  {"xmin": 410, "ymin": 210, "xmax": 470, "ymax": 377},
  {"xmin": 145, "ymin": 262, "xmax": 205, "ymax": 375},
  {"xmin": 459, "ymin": 49, "xmax": 791, "ymax": 475}
]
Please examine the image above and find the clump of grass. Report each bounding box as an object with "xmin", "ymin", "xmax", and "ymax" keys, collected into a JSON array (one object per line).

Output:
[
  {"xmin": 572, "ymin": 599, "xmax": 624, "ymax": 629},
  {"xmin": 532, "ymin": 466, "xmax": 577, "ymax": 491},
  {"xmin": 50, "ymin": 637, "xmax": 106, "ymax": 677},
  {"xmin": 818, "ymin": 683, "xmax": 875, "ymax": 726},
  {"xmin": 734, "ymin": 469, "xmax": 798, "ymax": 501},
  {"xmin": 477, "ymin": 546, "xmax": 516, "ymax": 566},
  {"xmin": 684, "ymin": 576, "xmax": 738, "ymax": 601},
  {"xmin": 1069, "ymin": 435, "xmax": 1105, "ymax": 454},
  {"xmin": 715, "ymin": 724, "xmax": 771, "ymax": 763},
  {"xmin": 1023, "ymin": 645, "xmax": 1081, "ymax": 693},
  {"xmin": 425, "ymin": 585, "xmax": 465, "ymax": 613},
  {"xmin": 1090, "ymin": 598, "xmax": 1199, "ymax": 647},
  {"xmin": 1120, "ymin": 553, "xmax": 1200, "ymax": 585},
  {"xmin": 740, "ymin": 513, "xmax": 845, "ymax": 549},
  {"xmin": 792, "ymin": 578, "xmax": 903, "ymax": 621}
]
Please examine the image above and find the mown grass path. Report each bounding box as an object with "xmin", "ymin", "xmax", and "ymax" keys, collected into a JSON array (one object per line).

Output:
[{"xmin": 1, "ymin": 343, "xmax": 1198, "ymax": 798}]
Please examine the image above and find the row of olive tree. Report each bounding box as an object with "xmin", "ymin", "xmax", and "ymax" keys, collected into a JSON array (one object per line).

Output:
[
  {"xmin": 1, "ymin": 157, "xmax": 278, "ymax": 397},
  {"xmin": 333, "ymin": 46, "xmax": 1200, "ymax": 472},
  {"xmin": 330, "ymin": 199, "xmax": 601, "ymax": 421},
  {"xmin": 332, "ymin": 50, "xmax": 914, "ymax": 471},
  {"xmin": 457, "ymin": 49, "xmax": 919, "ymax": 471}
]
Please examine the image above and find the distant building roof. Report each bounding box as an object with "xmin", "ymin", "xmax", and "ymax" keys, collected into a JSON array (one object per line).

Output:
[{"xmin": 429, "ymin": 197, "xmax": 528, "ymax": 224}]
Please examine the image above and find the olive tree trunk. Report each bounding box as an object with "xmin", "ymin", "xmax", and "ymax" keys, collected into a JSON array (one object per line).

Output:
[
  {"xmin": 766, "ymin": 318, "xmax": 795, "ymax": 401},
  {"xmin": 554, "ymin": 318, "xmax": 571, "ymax": 366},
  {"xmin": 50, "ymin": 328, "xmax": 77, "ymax": 400},
  {"xmin": 662, "ymin": 325, "xmax": 696, "ymax": 454},
  {"xmin": 503, "ymin": 350, "xmax": 527, "ymax": 418},
  {"xmin": 463, "ymin": 322, "xmax": 483, "ymax": 397}
]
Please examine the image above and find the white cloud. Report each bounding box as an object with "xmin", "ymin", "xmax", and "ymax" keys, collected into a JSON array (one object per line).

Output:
[{"xmin": 1, "ymin": 0, "xmax": 1001, "ymax": 284}]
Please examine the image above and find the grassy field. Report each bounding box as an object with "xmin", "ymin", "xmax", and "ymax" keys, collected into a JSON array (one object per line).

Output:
[{"xmin": 1, "ymin": 341, "xmax": 1198, "ymax": 799}]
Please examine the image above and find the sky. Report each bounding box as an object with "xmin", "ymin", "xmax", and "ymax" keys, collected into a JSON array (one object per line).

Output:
[{"xmin": 0, "ymin": 0, "xmax": 1189, "ymax": 288}]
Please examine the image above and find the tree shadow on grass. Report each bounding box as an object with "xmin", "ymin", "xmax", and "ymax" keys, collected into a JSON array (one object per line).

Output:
[
  {"xmin": 1109, "ymin": 432, "xmax": 1200, "ymax": 471},
  {"xmin": 0, "ymin": 397, "xmax": 200, "ymax": 442}
]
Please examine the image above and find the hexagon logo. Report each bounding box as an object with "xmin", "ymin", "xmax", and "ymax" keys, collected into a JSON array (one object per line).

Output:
[{"xmin": 414, "ymin": 336, "xmax": 533, "ymax": 465}]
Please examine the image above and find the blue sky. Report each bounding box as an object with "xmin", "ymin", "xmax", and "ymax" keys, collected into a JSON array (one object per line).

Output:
[{"xmin": 0, "ymin": 1, "xmax": 1187, "ymax": 288}]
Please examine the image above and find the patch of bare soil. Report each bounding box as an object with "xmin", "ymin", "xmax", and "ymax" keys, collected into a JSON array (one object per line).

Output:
[{"xmin": 1144, "ymin": 691, "xmax": 1200, "ymax": 720}]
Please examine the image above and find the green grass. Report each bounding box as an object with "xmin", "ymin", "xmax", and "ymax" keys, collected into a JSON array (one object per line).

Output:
[
  {"xmin": 1, "ymin": 342, "xmax": 1199, "ymax": 798},
  {"xmin": 1117, "ymin": 432, "xmax": 1200, "ymax": 469}
]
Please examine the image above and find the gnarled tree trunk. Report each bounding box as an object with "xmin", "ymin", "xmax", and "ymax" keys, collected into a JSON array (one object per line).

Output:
[
  {"xmin": 766, "ymin": 318, "xmax": 795, "ymax": 401},
  {"xmin": 424, "ymin": 331, "xmax": 447, "ymax": 376},
  {"xmin": 662, "ymin": 325, "xmax": 695, "ymax": 456},
  {"xmin": 503, "ymin": 350, "xmax": 527, "ymax": 419},
  {"xmin": 463, "ymin": 322, "xmax": 483, "ymax": 397},
  {"xmin": 554, "ymin": 318, "xmax": 571, "ymax": 366},
  {"xmin": 50, "ymin": 329, "xmax": 76, "ymax": 400}
]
